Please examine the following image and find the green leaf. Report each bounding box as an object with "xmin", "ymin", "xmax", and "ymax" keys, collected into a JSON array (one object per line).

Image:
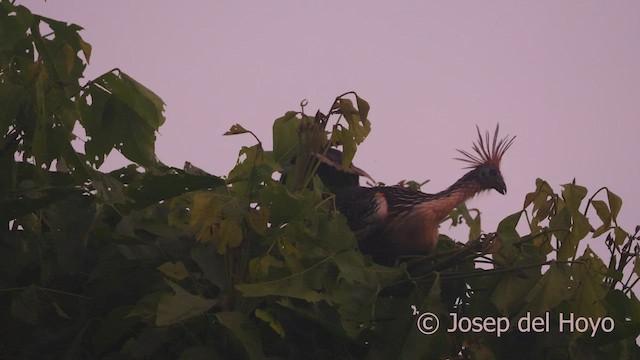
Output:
[
  {"xmin": 43, "ymin": 194, "xmax": 96, "ymax": 273},
  {"xmin": 93, "ymin": 306, "xmax": 140, "ymax": 354},
  {"xmin": 39, "ymin": 15, "xmax": 91, "ymax": 77},
  {"xmin": 591, "ymin": 200, "xmax": 611, "ymax": 226},
  {"xmin": 497, "ymin": 211, "xmax": 522, "ymax": 243},
  {"xmin": 10, "ymin": 285, "xmax": 40, "ymax": 325},
  {"xmin": 117, "ymin": 72, "xmax": 165, "ymax": 128},
  {"xmin": 52, "ymin": 302, "xmax": 71, "ymax": 320},
  {"xmin": 570, "ymin": 247, "xmax": 607, "ymax": 318},
  {"xmin": 122, "ymin": 166, "xmax": 225, "ymax": 209},
  {"xmin": 216, "ymin": 218, "xmax": 243, "ymax": 254},
  {"xmin": 178, "ymin": 347, "xmax": 222, "ymax": 359},
  {"xmin": 247, "ymin": 206, "xmax": 269, "ymax": 235},
  {"xmin": 255, "ymin": 309, "xmax": 285, "ymax": 338},
  {"xmin": 332, "ymin": 126, "xmax": 356, "ymax": 168},
  {"xmin": 613, "ymin": 226, "xmax": 629, "ymax": 246},
  {"xmin": 592, "ymin": 224, "xmax": 609, "ymax": 238},
  {"xmin": 249, "ymin": 254, "xmax": 284, "ymax": 281},
  {"xmin": 80, "ymin": 71, "xmax": 165, "ymax": 167},
  {"xmin": 0, "ymin": 185, "xmax": 81, "ymax": 224},
  {"xmin": 227, "ymin": 144, "xmax": 268, "ymax": 184},
  {"xmin": 191, "ymin": 245, "xmax": 227, "ymax": 289},
  {"xmin": 272, "ymin": 111, "xmax": 300, "ymax": 164},
  {"xmin": 124, "ymin": 328, "xmax": 168, "ymax": 359},
  {"xmin": 336, "ymin": 98, "xmax": 371, "ymax": 145},
  {"xmin": 188, "ymin": 192, "xmax": 224, "ymax": 242},
  {"xmin": 0, "ymin": 84, "xmax": 27, "ymax": 131},
  {"xmin": 355, "ymin": 95, "xmax": 370, "ymax": 122},
  {"xmin": 518, "ymin": 264, "xmax": 573, "ymax": 317},
  {"xmin": 562, "ymin": 183, "xmax": 587, "ymax": 214},
  {"xmin": 315, "ymin": 214, "xmax": 356, "ymax": 254},
  {"xmin": 550, "ymin": 207, "xmax": 573, "ymax": 260},
  {"xmin": 224, "ymin": 123, "xmax": 250, "ymax": 136},
  {"xmin": 236, "ymin": 259, "xmax": 330, "ymax": 302},
  {"xmin": 571, "ymin": 212, "xmax": 590, "ymax": 241},
  {"xmin": 333, "ymin": 251, "xmax": 402, "ymax": 286},
  {"xmin": 524, "ymin": 178, "xmax": 554, "ymax": 208},
  {"xmin": 399, "ymin": 274, "xmax": 448, "ymax": 359},
  {"xmin": 215, "ymin": 311, "xmax": 266, "ymax": 360},
  {"xmin": 0, "ymin": 4, "xmax": 33, "ymax": 52},
  {"xmin": 607, "ymin": 189, "xmax": 623, "ymax": 222},
  {"xmin": 454, "ymin": 203, "xmax": 481, "ymax": 241},
  {"xmin": 155, "ymin": 280, "xmax": 216, "ymax": 327},
  {"xmin": 91, "ymin": 170, "xmax": 129, "ymax": 205},
  {"xmin": 558, "ymin": 232, "xmax": 579, "ymax": 261},
  {"xmin": 157, "ymin": 261, "xmax": 189, "ymax": 280},
  {"xmin": 491, "ymin": 270, "xmax": 540, "ymax": 315},
  {"xmin": 258, "ymin": 184, "xmax": 306, "ymax": 226}
]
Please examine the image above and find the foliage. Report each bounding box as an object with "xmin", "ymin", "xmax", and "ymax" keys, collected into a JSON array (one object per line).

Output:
[{"xmin": 1, "ymin": 2, "xmax": 639, "ymax": 359}]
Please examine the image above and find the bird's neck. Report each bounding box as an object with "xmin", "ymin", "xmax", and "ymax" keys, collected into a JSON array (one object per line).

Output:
[{"xmin": 427, "ymin": 177, "xmax": 483, "ymax": 221}]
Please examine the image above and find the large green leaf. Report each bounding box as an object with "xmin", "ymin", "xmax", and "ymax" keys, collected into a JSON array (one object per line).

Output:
[
  {"xmin": 497, "ymin": 211, "xmax": 522, "ymax": 243},
  {"xmin": 10, "ymin": 285, "xmax": 40, "ymax": 325},
  {"xmin": 43, "ymin": 194, "xmax": 96, "ymax": 273},
  {"xmin": 155, "ymin": 280, "xmax": 216, "ymax": 327},
  {"xmin": 258, "ymin": 183, "xmax": 307, "ymax": 226},
  {"xmin": 272, "ymin": 111, "xmax": 300, "ymax": 164},
  {"xmin": 569, "ymin": 247, "xmax": 608, "ymax": 318},
  {"xmin": 607, "ymin": 189, "xmax": 623, "ymax": 223},
  {"xmin": 398, "ymin": 275, "xmax": 449, "ymax": 359},
  {"xmin": 333, "ymin": 251, "xmax": 401, "ymax": 287},
  {"xmin": 0, "ymin": 84, "xmax": 27, "ymax": 131},
  {"xmin": 188, "ymin": 191, "xmax": 224, "ymax": 242},
  {"xmin": 215, "ymin": 311, "xmax": 266, "ymax": 360},
  {"xmin": 0, "ymin": 4, "xmax": 33, "ymax": 53},
  {"xmin": 80, "ymin": 71, "xmax": 164, "ymax": 167},
  {"xmin": 491, "ymin": 269, "xmax": 541, "ymax": 315},
  {"xmin": 118, "ymin": 166, "xmax": 225, "ymax": 208},
  {"xmin": 216, "ymin": 218, "xmax": 243, "ymax": 254},
  {"xmin": 518, "ymin": 263, "xmax": 573, "ymax": 317},
  {"xmin": 236, "ymin": 257, "xmax": 332, "ymax": 302}
]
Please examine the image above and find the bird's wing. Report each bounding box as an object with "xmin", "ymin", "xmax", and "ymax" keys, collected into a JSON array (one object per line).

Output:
[
  {"xmin": 335, "ymin": 186, "xmax": 388, "ymax": 237},
  {"xmin": 335, "ymin": 185, "xmax": 436, "ymax": 239},
  {"xmin": 376, "ymin": 186, "xmax": 438, "ymax": 216}
]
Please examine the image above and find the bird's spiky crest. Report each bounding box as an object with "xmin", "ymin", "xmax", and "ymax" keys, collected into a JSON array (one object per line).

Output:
[{"xmin": 455, "ymin": 124, "xmax": 515, "ymax": 169}]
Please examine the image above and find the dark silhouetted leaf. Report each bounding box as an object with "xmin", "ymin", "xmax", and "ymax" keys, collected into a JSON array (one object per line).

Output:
[
  {"xmin": 155, "ymin": 280, "xmax": 216, "ymax": 327},
  {"xmin": 607, "ymin": 189, "xmax": 623, "ymax": 222},
  {"xmin": 157, "ymin": 261, "xmax": 189, "ymax": 280},
  {"xmin": 224, "ymin": 123, "xmax": 250, "ymax": 136},
  {"xmin": 216, "ymin": 218, "xmax": 243, "ymax": 254},
  {"xmin": 497, "ymin": 211, "xmax": 522, "ymax": 243},
  {"xmin": 255, "ymin": 309, "xmax": 285, "ymax": 338},
  {"xmin": 272, "ymin": 111, "xmax": 300, "ymax": 164},
  {"xmin": 518, "ymin": 264, "xmax": 573, "ymax": 317},
  {"xmin": 215, "ymin": 311, "xmax": 266, "ymax": 360},
  {"xmin": 258, "ymin": 183, "xmax": 306, "ymax": 226}
]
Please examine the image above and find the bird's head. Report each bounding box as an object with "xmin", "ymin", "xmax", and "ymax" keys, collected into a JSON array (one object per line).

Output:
[
  {"xmin": 472, "ymin": 164, "xmax": 507, "ymax": 194},
  {"xmin": 455, "ymin": 125, "xmax": 515, "ymax": 195}
]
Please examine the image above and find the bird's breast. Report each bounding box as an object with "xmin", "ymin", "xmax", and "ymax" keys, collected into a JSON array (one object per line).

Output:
[
  {"xmin": 385, "ymin": 190, "xmax": 471, "ymax": 254},
  {"xmin": 385, "ymin": 206, "xmax": 440, "ymax": 254}
]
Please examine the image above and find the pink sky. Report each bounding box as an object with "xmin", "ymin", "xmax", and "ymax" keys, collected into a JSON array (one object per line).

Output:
[{"xmin": 22, "ymin": 1, "xmax": 640, "ymax": 275}]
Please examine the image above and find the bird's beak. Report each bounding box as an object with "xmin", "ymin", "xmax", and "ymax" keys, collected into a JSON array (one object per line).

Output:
[{"xmin": 493, "ymin": 178, "xmax": 507, "ymax": 195}]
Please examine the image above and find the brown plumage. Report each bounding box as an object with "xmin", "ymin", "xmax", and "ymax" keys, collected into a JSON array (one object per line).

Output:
[{"xmin": 332, "ymin": 125, "xmax": 515, "ymax": 265}]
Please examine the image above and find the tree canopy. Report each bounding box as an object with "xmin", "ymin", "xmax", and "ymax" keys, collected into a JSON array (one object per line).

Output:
[{"xmin": 1, "ymin": 2, "xmax": 639, "ymax": 359}]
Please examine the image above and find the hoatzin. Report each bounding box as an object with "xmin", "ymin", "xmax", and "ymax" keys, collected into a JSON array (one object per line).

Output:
[{"xmin": 325, "ymin": 125, "xmax": 515, "ymax": 265}]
